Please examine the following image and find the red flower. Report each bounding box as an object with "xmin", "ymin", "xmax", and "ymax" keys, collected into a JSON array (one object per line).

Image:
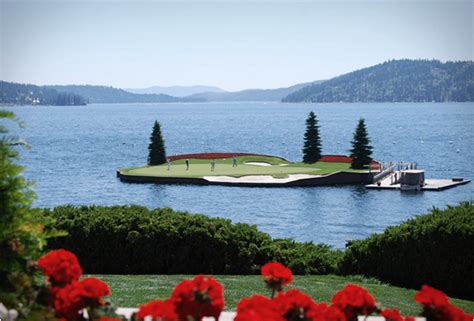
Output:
[
  {"xmin": 331, "ymin": 284, "xmax": 376, "ymax": 321},
  {"xmin": 274, "ymin": 289, "xmax": 319, "ymax": 320},
  {"xmin": 235, "ymin": 295, "xmax": 284, "ymax": 321},
  {"xmin": 51, "ymin": 277, "xmax": 110, "ymax": 318},
  {"xmin": 414, "ymin": 285, "xmax": 470, "ymax": 321},
  {"xmin": 37, "ymin": 249, "xmax": 83, "ymax": 286},
  {"xmin": 380, "ymin": 309, "xmax": 404, "ymax": 321},
  {"xmin": 137, "ymin": 299, "xmax": 178, "ymax": 321},
  {"xmin": 53, "ymin": 282, "xmax": 87, "ymax": 319},
  {"xmin": 414, "ymin": 285, "xmax": 449, "ymax": 308},
  {"xmin": 309, "ymin": 302, "xmax": 346, "ymax": 321},
  {"xmin": 171, "ymin": 275, "xmax": 224, "ymax": 320},
  {"xmin": 80, "ymin": 277, "xmax": 111, "ymax": 306},
  {"xmin": 261, "ymin": 262, "xmax": 293, "ymax": 292}
]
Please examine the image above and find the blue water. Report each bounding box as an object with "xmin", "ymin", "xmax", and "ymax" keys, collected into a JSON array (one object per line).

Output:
[{"xmin": 5, "ymin": 102, "xmax": 474, "ymax": 248}]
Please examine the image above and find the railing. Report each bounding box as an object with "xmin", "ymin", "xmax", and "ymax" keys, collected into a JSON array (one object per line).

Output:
[{"xmin": 373, "ymin": 164, "xmax": 397, "ymax": 183}]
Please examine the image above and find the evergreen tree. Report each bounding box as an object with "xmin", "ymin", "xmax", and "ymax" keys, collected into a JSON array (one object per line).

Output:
[
  {"xmin": 147, "ymin": 121, "xmax": 167, "ymax": 165},
  {"xmin": 349, "ymin": 118, "xmax": 373, "ymax": 169},
  {"xmin": 302, "ymin": 111, "xmax": 322, "ymax": 163}
]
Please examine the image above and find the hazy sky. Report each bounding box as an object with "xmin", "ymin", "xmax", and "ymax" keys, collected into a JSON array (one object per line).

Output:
[{"xmin": 1, "ymin": 0, "xmax": 472, "ymax": 91}]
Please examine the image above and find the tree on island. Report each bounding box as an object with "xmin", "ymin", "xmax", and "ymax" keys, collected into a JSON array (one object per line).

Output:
[
  {"xmin": 349, "ymin": 118, "xmax": 373, "ymax": 169},
  {"xmin": 302, "ymin": 111, "xmax": 322, "ymax": 163},
  {"xmin": 148, "ymin": 121, "xmax": 167, "ymax": 165}
]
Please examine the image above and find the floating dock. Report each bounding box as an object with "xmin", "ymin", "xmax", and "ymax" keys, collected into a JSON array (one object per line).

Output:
[{"xmin": 366, "ymin": 167, "xmax": 470, "ymax": 191}]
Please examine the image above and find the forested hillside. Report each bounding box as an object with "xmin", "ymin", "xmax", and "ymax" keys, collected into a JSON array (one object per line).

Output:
[
  {"xmin": 46, "ymin": 85, "xmax": 204, "ymax": 104},
  {"xmin": 0, "ymin": 81, "xmax": 86, "ymax": 106},
  {"xmin": 283, "ymin": 60, "xmax": 473, "ymax": 103}
]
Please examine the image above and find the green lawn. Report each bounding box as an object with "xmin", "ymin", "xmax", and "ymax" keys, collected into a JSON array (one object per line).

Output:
[
  {"xmin": 120, "ymin": 155, "xmax": 366, "ymax": 179},
  {"xmin": 92, "ymin": 274, "xmax": 474, "ymax": 315}
]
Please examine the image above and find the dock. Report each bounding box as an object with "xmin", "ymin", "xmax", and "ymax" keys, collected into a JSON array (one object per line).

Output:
[
  {"xmin": 366, "ymin": 178, "xmax": 470, "ymax": 191},
  {"xmin": 366, "ymin": 164, "xmax": 470, "ymax": 191}
]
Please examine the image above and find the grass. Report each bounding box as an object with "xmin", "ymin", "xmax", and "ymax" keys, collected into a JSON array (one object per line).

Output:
[
  {"xmin": 120, "ymin": 155, "xmax": 366, "ymax": 179},
  {"xmin": 92, "ymin": 274, "xmax": 474, "ymax": 315}
]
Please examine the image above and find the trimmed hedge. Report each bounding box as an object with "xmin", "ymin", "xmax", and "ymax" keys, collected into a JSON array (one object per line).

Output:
[
  {"xmin": 339, "ymin": 202, "xmax": 474, "ymax": 299},
  {"xmin": 42, "ymin": 205, "xmax": 341, "ymax": 275}
]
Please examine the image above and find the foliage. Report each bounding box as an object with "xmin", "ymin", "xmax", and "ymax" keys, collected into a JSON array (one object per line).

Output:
[
  {"xmin": 40, "ymin": 205, "xmax": 341, "ymax": 275},
  {"xmin": 302, "ymin": 112, "xmax": 322, "ymax": 164},
  {"xmin": 349, "ymin": 118, "xmax": 373, "ymax": 169},
  {"xmin": 0, "ymin": 110, "xmax": 64, "ymax": 320},
  {"xmin": 283, "ymin": 59, "xmax": 474, "ymax": 102},
  {"xmin": 0, "ymin": 81, "xmax": 86, "ymax": 106},
  {"xmin": 147, "ymin": 121, "xmax": 167, "ymax": 165},
  {"xmin": 339, "ymin": 202, "xmax": 474, "ymax": 300}
]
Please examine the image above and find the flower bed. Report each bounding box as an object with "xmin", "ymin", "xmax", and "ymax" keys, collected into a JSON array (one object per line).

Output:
[
  {"xmin": 27, "ymin": 249, "xmax": 472, "ymax": 321},
  {"xmin": 167, "ymin": 153, "xmax": 267, "ymax": 161}
]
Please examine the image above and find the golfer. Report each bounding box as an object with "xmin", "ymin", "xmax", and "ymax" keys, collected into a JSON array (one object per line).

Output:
[
  {"xmin": 211, "ymin": 159, "xmax": 216, "ymax": 171},
  {"xmin": 167, "ymin": 158, "xmax": 171, "ymax": 171},
  {"xmin": 185, "ymin": 159, "xmax": 189, "ymax": 170},
  {"xmin": 232, "ymin": 155, "xmax": 237, "ymax": 167}
]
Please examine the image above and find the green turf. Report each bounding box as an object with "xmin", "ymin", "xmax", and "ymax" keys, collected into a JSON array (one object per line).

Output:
[
  {"xmin": 92, "ymin": 274, "xmax": 474, "ymax": 315},
  {"xmin": 120, "ymin": 155, "xmax": 366, "ymax": 179}
]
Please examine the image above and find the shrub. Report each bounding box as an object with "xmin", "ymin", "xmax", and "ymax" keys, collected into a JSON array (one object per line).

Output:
[
  {"xmin": 339, "ymin": 202, "xmax": 474, "ymax": 299},
  {"xmin": 41, "ymin": 205, "xmax": 341, "ymax": 275}
]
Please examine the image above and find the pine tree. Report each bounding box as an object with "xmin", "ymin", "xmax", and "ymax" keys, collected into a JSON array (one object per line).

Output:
[
  {"xmin": 147, "ymin": 121, "xmax": 167, "ymax": 165},
  {"xmin": 349, "ymin": 118, "xmax": 373, "ymax": 169},
  {"xmin": 302, "ymin": 111, "xmax": 322, "ymax": 163}
]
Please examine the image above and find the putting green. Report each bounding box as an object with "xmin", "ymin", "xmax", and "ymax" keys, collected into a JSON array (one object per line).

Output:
[{"xmin": 120, "ymin": 155, "xmax": 365, "ymax": 179}]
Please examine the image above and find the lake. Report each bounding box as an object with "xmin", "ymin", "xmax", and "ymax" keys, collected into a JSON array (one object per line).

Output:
[{"xmin": 6, "ymin": 102, "xmax": 474, "ymax": 248}]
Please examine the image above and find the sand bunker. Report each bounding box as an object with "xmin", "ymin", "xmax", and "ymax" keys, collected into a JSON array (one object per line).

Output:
[
  {"xmin": 203, "ymin": 174, "xmax": 322, "ymax": 184},
  {"xmin": 244, "ymin": 162, "xmax": 272, "ymax": 166}
]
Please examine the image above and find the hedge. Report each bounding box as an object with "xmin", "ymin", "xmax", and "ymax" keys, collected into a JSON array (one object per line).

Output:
[
  {"xmin": 339, "ymin": 202, "xmax": 474, "ymax": 299},
  {"xmin": 42, "ymin": 205, "xmax": 341, "ymax": 275}
]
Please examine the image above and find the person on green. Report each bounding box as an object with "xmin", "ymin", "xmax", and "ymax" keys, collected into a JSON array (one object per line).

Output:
[
  {"xmin": 185, "ymin": 159, "xmax": 189, "ymax": 170},
  {"xmin": 211, "ymin": 159, "xmax": 216, "ymax": 172},
  {"xmin": 232, "ymin": 155, "xmax": 237, "ymax": 167},
  {"xmin": 167, "ymin": 158, "xmax": 171, "ymax": 171}
]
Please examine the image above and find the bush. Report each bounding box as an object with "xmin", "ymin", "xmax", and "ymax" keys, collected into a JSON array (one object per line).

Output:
[
  {"xmin": 339, "ymin": 202, "xmax": 474, "ymax": 299},
  {"xmin": 41, "ymin": 205, "xmax": 341, "ymax": 275}
]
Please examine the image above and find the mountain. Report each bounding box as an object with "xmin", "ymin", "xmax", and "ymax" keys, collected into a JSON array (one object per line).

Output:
[
  {"xmin": 185, "ymin": 82, "xmax": 322, "ymax": 102},
  {"xmin": 126, "ymin": 85, "xmax": 226, "ymax": 97},
  {"xmin": 283, "ymin": 60, "xmax": 474, "ymax": 103},
  {"xmin": 46, "ymin": 85, "xmax": 204, "ymax": 104},
  {"xmin": 0, "ymin": 81, "xmax": 86, "ymax": 106}
]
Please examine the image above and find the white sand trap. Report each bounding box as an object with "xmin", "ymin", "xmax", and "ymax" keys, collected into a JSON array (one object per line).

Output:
[
  {"xmin": 204, "ymin": 174, "xmax": 322, "ymax": 184},
  {"xmin": 244, "ymin": 162, "xmax": 272, "ymax": 166}
]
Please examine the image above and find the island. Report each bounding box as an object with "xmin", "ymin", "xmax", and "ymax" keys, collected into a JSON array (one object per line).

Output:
[{"xmin": 117, "ymin": 153, "xmax": 378, "ymax": 187}]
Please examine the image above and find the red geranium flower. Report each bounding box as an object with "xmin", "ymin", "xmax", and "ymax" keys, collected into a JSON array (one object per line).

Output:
[
  {"xmin": 380, "ymin": 309, "xmax": 404, "ymax": 321},
  {"xmin": 274, "ymin": 289, "xmax": 319, "ymax": 321},
  {"xmin": 51, "ymin": 277, "xmax": 110, "ymax": 319},
  {"xmin": 171, "ymin": 275, "xmax": 224, "ymax": 321},
  {"xmin": 80, "ymin": 277, "xmax": 111, "ymax": 306},
  {"xmin": 37, "ymin": 249, "xmax": 83, "ymax": 286},
  {"xmin": 52, "ymin": 282, "xmax": 87, "ymax": 319},
  {"xmin": 414, "ymin": 285, "xmax": 470, "ymax": 321},
  {"xmin": 331, "ymin": 284, "xmax": 376, "ymax": 321},
  {"xmin": 309, "ymin": 302, "xmax": 346, "ymax": 321},
  {"xmin": 137, "ymin": 299, "xmax": 178, "ymax": 321},
  {"xmin": 235, "ymin": 295, "xmax": 284, "ymax": 321},
  {"xmin": 414, "ymin": 285, "xmax": 449, "ymax": 308},
  {"xmin": 261, "ymin": 262, "xmax": 293, "ymax": 293}
]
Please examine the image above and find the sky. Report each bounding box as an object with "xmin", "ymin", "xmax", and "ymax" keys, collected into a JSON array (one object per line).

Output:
[{"xmin": 1, "ymin": 0, "xmax": 472, "ymax": 91}]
